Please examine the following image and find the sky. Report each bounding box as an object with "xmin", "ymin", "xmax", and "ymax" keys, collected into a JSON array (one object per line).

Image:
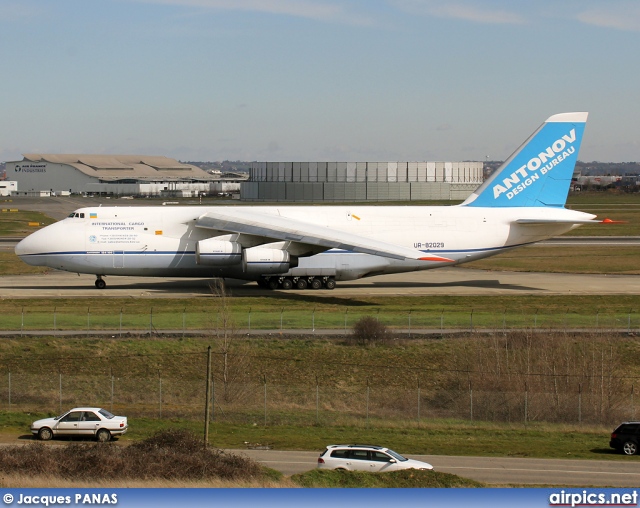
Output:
[{"xmin": 1, "ymin": 0, "xmax": 639, "ymax": 163}]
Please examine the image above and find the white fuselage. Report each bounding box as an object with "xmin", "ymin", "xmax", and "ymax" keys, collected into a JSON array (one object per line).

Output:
[{"xmin": 15, "ymin": 205, "xmax": 593, "ymax": 281}]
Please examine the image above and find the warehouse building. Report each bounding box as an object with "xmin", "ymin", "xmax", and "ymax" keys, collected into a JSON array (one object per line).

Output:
[
  {"xmin": 241, "ymin": 161, "xmax": 483, "ymax": 201},
  {"xmin": 6, "ymin": 154, "xmax": 223, "ymax": 197}
]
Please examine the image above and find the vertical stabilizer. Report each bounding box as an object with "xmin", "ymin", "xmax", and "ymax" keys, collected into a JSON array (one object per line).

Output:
[{"xmin": 463, "ymin": 112, "xmax": 588, "ymax": 207}]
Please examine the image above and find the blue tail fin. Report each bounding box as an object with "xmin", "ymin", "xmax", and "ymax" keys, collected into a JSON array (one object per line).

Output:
[{"xmin": 462, "ymin": 112, "xmax": 588, "ymax": 207}]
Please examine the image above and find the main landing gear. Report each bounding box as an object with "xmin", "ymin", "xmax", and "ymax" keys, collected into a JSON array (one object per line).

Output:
[
  {"xmin": 95, "ymin": 276, "xmax": 106, "ymax": 289},
  {"xmin": 258, "ymin": 276, "xmax": 336, "ymax": 290}
]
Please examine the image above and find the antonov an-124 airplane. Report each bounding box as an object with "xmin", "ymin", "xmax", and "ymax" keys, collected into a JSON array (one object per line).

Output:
[{"xmin": 16, "ymin": 112, "xmax": 606, "ymax": 290}]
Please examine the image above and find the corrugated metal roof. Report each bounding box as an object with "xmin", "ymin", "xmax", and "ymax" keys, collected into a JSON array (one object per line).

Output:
[{"xmin": 22, "ymin": 154, "xmax": 217, "ymax": 181}]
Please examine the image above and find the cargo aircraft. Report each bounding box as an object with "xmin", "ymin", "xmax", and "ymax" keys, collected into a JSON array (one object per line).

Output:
[{"xmin": 16, "ymin": 112, "xmax": 604, "ymax": 290}]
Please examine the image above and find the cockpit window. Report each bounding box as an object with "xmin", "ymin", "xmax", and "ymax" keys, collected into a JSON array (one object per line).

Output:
[{"xmin": 67, "ymin": 212, "xmax": 85, "ymax": 218}]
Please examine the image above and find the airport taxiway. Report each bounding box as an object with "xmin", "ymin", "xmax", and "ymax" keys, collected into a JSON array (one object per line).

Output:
[{"xmin": 1, "ymin": 267, "xmax": 639, "ymax": 298}]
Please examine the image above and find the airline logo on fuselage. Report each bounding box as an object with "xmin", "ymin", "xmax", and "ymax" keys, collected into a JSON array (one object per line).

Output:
[{"xmin": 492, "ymin": 129, "xmax": 577, "ymax": 200}]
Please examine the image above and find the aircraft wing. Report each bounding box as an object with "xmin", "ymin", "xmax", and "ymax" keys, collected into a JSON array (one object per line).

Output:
[{"xmin": 195, "ymin": 209, "xmax": 453, "ymax": 262}]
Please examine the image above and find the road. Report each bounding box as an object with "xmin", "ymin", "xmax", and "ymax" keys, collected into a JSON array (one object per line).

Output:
[{"xmin": 231, "ymin": 449, "xmax": 640, "ymax": 487}]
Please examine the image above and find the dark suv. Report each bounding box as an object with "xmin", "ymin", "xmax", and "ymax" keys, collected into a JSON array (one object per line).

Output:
[{"xmin": 610, "ymin": 422, "xmax": 640, "ymax": 455}]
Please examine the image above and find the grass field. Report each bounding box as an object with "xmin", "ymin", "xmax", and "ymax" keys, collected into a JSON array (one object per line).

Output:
[{"xmin": 0, "ymin": 293, "xmax": 639, "ymax": 332}]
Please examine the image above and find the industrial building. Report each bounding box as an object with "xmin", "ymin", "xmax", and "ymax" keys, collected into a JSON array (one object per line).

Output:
[
  {"xmin": 241, "ymin": 161, "xmax": 483, "ymax": 201},
  {"xmin": 6, "ymin": 154, "xmax": 234, "ymax": 197}
]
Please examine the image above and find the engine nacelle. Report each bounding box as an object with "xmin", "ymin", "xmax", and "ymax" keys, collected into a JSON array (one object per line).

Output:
[
  {"xmin": 196, "ymin": 239, "xmax": 242, "ymax": 266},
  {"xmin": 243, "ymin": 248, "xmax": 291, "ymax": 275}
]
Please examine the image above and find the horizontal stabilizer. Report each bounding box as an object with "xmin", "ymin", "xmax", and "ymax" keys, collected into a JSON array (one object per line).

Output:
[{"xmin": 515, "ymin": 218, "xmax": 624, "ymax": 225}]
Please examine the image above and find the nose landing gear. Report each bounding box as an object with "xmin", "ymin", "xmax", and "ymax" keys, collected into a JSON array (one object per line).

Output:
[{"xmin": 95, "ymin": 276, "xmax": 106, "ymax": 289}]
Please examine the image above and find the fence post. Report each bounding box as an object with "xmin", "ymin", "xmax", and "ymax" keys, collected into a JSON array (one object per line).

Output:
[
  {"xmin": 344, "ymin": 310, "xmax": 348, "ymax": 335},
  {"xmin": 417, "ymin": 378, "xmax": 421, "ymax": 426},
  {"xmin": 578, "ymin": 383, "xmax": 582, "ymax": 423},
  {"xmin": 119, "ymin": 308, "xmax": 123, "ymax": 338},
  {"xmin": 87, "ymin": 307, "xmax": 90, "ymax": 334},
  {"xmin": 53, "ymin": 306, "xmax": 57, "ymax": 335},
  {"xmin": 280, "ymin": 308, "xmax": 284, "ymax": 331},
  {"xmin": 470, "ymin": 309, "xmax": 473, "ymax": 333},
  {"xmin": 204, "ymin": 346, "xmax": 212, "ymax": 446},
  {"xmin": 263, "ymin": 374, "xmax": 267, "ymax": 426},
  {"xmin": 408, "ymin": 310, "xmax": 412, "ymax": 338},
  {"xmin": 440, "ymin": 309, "xmax": 444, "ymax": 334},
  {"xmin": 366, "ymin": 378, "xmax": 370, "ymax": 429},
  {"xmin": 469, "ymin": 381, "xmax": 473, "ymax": 422},
  {"xmin": 111, "ymin": 373, "xmax": 114, "ymax": 413},
  {"xmin": 524, "ymin": 381, "xmax": 528, "ymax": 425},
  {"xmin": 503, "ymin": 308, "xmax": 507, "ymax": 334},
  {"xmin": 21, "ymin": 307, "xmax": 24, "ymax": 337},
  {"xmin": 248, "ymin": 307, "xmax": 252, "ymax": 332},
  {"xmin": 312, "ymin": 307, "xmax": 315, "ymax": 333},
  {"xmin": 158, "ymin": 372, "xmax": 162, "ymax": 418},
  {"xmin": 182, "ymin": 308, "xmax": 186, "ymax": 337},
  {"xmin": 150, "ymin": 307, "xmax": 153, "ymax": 335}
]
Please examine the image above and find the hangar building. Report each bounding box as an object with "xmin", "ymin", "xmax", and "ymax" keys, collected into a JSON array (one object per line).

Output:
[
  {"xmin": 6, "ymin": 154, "xmax": 222, "ymax": 197},
  {"xmin": 241, "ymin": 161, "xmax": 483, "ymax": 202}
]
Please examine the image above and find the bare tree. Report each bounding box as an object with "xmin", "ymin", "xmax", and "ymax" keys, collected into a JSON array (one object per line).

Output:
[{"xmin": 209, "ymin": 279, "xmax": 236, "ymax": 402}]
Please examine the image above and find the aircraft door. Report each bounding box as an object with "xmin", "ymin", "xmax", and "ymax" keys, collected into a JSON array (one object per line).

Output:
[{"xmin": 113, "ymin": 250, "xmax": 124, "ymax": 268}]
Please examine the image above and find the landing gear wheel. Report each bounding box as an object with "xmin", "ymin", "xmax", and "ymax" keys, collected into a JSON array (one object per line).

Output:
[
  {"xmin": 268, "ymin": 278, "xmax": 279, "ymax": 290},
  {"xmin": 324, "ymin": 278, "xmax": 336, "ymax": 290},
  {"xmin": 310, "ymin": 278, "xmax": 323, "ymax": 290},
  {"xmin": 281, "ymin": 278, "xmax": 293, "ymax": 290},
  {"xmin": 623, "ymin": 441, "xmax": 638, "ymax": 455},
  {"xmin": 95, "ymin": 278, "xmax": 106, "ymax": 289},
  {"xmin": 257, "ymin": 278, "xmax": 269, "ymax": 288},
  {"xmin": 296, "ymin": 278, "xmax": 308, "ymax": 290}
]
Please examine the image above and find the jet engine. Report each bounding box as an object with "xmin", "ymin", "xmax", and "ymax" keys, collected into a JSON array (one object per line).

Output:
[
  {"xmin": 195, "ymin": 239, "xmax": 242, "ymax": 266},
  {"xmin": 243, "ymin": 247, "xmax": 292, "ymax": 275}
]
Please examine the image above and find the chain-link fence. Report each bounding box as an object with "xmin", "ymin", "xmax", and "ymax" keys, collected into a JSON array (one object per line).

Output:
[
  {"xmin": 2, "ymin": 365, "xmax": 636, "ymax": 426},
  {"xmin": 2, "ymin": 307, "xmax": 639, "ymax": 335}
]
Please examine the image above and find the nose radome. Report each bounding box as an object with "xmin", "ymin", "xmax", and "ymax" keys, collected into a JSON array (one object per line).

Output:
[{"xmin": 15, "ymin": 228, "xmax": 51, "ymax": 264}]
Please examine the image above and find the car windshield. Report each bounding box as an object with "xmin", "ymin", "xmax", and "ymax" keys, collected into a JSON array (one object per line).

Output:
[
  {"xmin": 99, "ymin": 409, "xmax": 115, "ymax": 419},
  {"xmin": 385, "ymin": 449, "xmax": 408, "ymax": 462}
]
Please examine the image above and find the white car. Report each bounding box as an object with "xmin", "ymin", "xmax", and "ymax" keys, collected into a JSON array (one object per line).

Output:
[
  {"xmin": 317, "ymin": 444, "xmax": 434, "ymax": 472},
  {"xmin": 31, "ymin": 407, "xmax": 128, "ymax": 442}
]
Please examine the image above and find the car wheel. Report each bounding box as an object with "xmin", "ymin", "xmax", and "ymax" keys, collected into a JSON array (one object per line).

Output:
[
  {"xmin": 38, "ymin": 427, "xmax": 53, "ymax": 441},
  {"xmin": 96, "ymin": 429, "xmax": 111, "ymax": 442},
  {"xmin": 623, "ymin": 441, "xmax": 638, "ymax": 455}
]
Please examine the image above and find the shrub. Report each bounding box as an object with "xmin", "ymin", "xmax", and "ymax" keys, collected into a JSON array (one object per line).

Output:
[{"xmin": 350, "ymin": 316, "xmax": 390, "ymax": 346}]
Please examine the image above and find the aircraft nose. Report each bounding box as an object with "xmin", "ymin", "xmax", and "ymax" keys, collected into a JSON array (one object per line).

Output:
[{"xmin": 15, "ymin": 231, "xmax": 48, "ymax": 265}]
